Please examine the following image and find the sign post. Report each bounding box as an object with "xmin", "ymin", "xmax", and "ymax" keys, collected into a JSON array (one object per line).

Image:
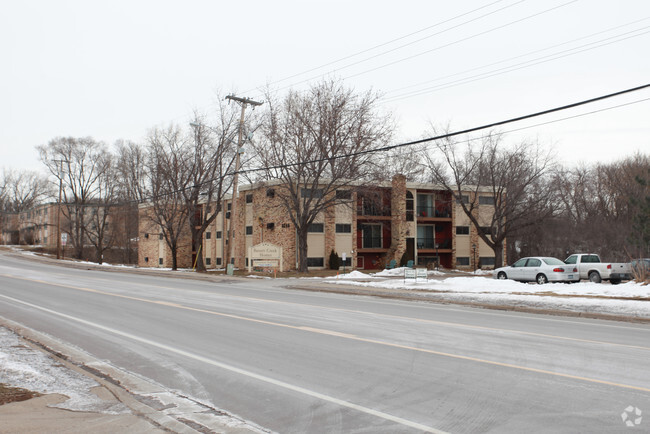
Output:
[
  {"xmin": 342, "ymin": 252, "xmax": 347, "ymax": 275},
  {"xmin": 61, "ymin": 233, "xmax": 67, "ymax": 260},
  {"xmin": 248, "ymin": 242, "xmax": 283, "ymax": 274}
]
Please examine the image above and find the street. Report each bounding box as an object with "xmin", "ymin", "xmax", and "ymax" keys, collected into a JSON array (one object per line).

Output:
[{"xmin": 1, "ymin": 250, "xmax": 649, "ymax": 433}]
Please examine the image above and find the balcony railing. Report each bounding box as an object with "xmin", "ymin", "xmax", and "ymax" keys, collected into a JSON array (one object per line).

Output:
[
  {"xmin": 417, "ymin": 238, "xmax": 452, "ymax": 249},
  {"xmin": 358, "ymin": 205, "xmax": 391, "ymax": 217},
  {"xmin": 362, "ymin": 237, "xmax": 383, "ymax": 249},
  {"xmin": 416, "ymin": 207, "xmax": 451, "ymax": 218}
]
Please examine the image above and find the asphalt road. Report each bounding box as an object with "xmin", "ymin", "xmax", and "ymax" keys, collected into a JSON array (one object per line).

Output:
[{"xmin": 1, "ymin": 250, "xmax": 649, "ymax": 433}]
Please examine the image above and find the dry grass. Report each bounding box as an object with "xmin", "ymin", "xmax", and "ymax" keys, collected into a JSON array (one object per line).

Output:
[{"xmin": 0, "ymin": 384, "xmax": 40, "ymax": 405}]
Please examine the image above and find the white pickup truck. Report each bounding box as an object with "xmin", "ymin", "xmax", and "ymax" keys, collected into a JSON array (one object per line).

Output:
[{"xmin": 564, "ymin": 253, "xmax": 632, "ymax": 284}]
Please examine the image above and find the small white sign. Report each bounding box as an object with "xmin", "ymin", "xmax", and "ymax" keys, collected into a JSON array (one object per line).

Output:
[
  {"xmin": 61, "ymin": 233, "xmax": 68, "ymax": 246},
  {"xmin": 342, "ymin": 252, "xmax": 347, "ymax": 261}
]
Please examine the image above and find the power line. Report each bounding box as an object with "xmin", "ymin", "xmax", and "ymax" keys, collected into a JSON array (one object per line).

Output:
[
  {"xmin": 236, "ymin": 83, "xmax": 650, "ymax": 175},
  {"xmin": 85, "ymin": 83, "xmax": 650, "ymax": 208},
  {"xmin": 381, "ymin": 26, "xmax": 650, "ymax": 103},
  {"xmin": 266, "ymin": 1, "xmax": 576, "ymax": 96},
  {"xmin": 340, "ymin": 0, "xmax": 578, "ymax": 82},
  {"xmin": 383, "ymin": 17, "xmax": 650, "ymax": 97},
  {"xmin": 249, "ymin": 0, "xmax": 528, "ymax": 95},
  {"xmin": 241, "ymin": 0, "xmax": 509, "ymax": 94}
]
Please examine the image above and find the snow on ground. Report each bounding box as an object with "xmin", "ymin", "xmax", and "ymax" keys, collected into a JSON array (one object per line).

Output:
[
  {"xmin": 0, "ymin": 327, "xmax": 130, "ymax": 414},
  {"xmin": 319, "ymin": 272, "xmax": 650, "ymax": 318}
]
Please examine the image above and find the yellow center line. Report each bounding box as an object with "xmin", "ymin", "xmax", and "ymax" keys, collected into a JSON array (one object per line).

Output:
[
  {"xmin": 2, "ymin": 273, "xmax": 650, "ymax": 393},
  {"xmin": 75, "ymin": 274, "xmax": 650, "ymax": 351}
]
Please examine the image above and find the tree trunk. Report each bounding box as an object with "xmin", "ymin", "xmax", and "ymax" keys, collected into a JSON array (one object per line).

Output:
[
  {"xmin": 193, "ymin": 234, "xmax": 205, "ymax": 272},
  {"xmin": 493, "ymin": 240, "xmax": 504, "ymax": 268},
  {"xmin": 171, "ymin": 244, "xmax": 178, "ymax": 270},
  {"xmin": 297, "ymin": 228, "xmax": 309, "ymax": 272}
]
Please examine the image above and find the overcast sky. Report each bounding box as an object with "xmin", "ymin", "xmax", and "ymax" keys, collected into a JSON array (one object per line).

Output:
[{"xmin": 2, "ymin": 0, "xmax": 649, "ymax": 173}]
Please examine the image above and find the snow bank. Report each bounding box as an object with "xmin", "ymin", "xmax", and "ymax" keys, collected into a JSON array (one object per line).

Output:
[{"xmin": 0, "ymin": 327, "xmax": 130, "ymax": 414}]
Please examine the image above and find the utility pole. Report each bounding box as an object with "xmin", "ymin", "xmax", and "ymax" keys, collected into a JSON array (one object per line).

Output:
[
  {"xmin": 224, "ymin": 95, "xmax": 262, "ymax": 270},
  {"xmin": 53, "ymin": 159, "xmax": 67, "ymax": 260}
]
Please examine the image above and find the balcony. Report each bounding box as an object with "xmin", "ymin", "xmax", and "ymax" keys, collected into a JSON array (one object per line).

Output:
[
  {"xmin": 416, "ymin": 206, "xmax": 451, "ymax": 220},
  {"xmin": 417, "ymin": 238, "xmax": 452, "ymax": 251}
]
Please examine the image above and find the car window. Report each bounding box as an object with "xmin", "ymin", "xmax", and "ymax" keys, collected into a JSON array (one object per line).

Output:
[
  {"xmin": 542, "ymin": 258, "xmax": 564, "ymax": 265},
  {"xmin": 585, "ymin": 255, "xmax": 600, "ymax": 263},
  {"xmin": 513, "ymin": 258, "xmax": 527, "ymax": 267},
  {"xmin": 527, "ymin": 258, "xmax": 541, "ymax": 267},
  {"xmin": 565, "ymin": 255, "xmax": 577, "ymax": 264}
]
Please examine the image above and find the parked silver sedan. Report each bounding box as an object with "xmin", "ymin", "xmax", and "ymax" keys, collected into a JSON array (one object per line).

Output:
[{"xmin": 493, "ymin": 257, "xmax": 580, "ymax": 284}]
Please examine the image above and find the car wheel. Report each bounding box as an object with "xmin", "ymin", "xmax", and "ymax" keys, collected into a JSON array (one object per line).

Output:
[
  {"xmin": 497, "ymin": 272, "xmax": 507, "ymax": 280},
  {"xmin": 536, "ymin": 274, "xmax": 548, "ymax": 285},
  {"xmin": 588, "ymin": 272, "xmax": 601, "ymax": 283}
]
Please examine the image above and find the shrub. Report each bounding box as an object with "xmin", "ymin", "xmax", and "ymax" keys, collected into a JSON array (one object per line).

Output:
[{"xmin": 328, "ymin": 249, "xmax": 341, "ymax": 270}]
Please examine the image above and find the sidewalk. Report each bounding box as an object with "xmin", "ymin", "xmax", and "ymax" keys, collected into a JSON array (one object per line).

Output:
[{"xmin": 0, "ymin": 322, "xmax": 264, "ymax": 434}]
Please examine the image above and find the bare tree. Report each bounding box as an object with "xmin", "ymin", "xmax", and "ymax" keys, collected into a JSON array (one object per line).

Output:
[
  {"xmin": 553, "ymin": 153, "xmax": 649, "ymax": 261},
  {"xmin": 82, "ymin": 154, "xmax": 118, "ymax": 264},
  {"xmin": 38, "ymin": 137, "xmax": 112, "ymax": 260},
  {"xmin": 0, "ymin": 169, "xmax": 51, "ymax": 213},
  {"xmin": 426, "ymin": 130, "xmax": 555, "ymax": 267},
  {"xmin": 114, "ymin": 140, "xmax": 149, "ymax": 264},
  {"xmin": 184, "ymin": 104, "xmax": 241, "ymax": 272},
  {"xmin": 144, "ymin": 125, "xmax": 193, "ymax": 270},
  {"xmin": 252, "ymin": 80, "xmax": 393, "ymax": 271}
]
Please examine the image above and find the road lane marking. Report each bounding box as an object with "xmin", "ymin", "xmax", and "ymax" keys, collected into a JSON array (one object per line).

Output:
[
  {"xmin": 0, "ymin": 293, "xmax": 445, "ymax": 434},
  {"xmin": 26, "ymin": 277, "xmax": 650, "ymax": 351},
  {"xmin": 2, "ymin": 279, "xmax": 650, "ymax": 395},
  {"xmin": 12, "ymin": 271, "xmax": 646, "ymax": 351}
]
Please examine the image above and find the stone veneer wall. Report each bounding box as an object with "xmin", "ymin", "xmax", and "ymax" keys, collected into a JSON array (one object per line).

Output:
[
  {"xmin": 249, "ymin": 185, "xmax": 297, "ymax": 270},
  {"xmin": 389, "ymin": 174, "xmax": 407, "ymax": 263}
]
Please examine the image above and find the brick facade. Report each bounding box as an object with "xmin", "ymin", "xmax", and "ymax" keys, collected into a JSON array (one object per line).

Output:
[{"xmin": 137, "ymin": 176, "xmax": 500, "ymax": 271}]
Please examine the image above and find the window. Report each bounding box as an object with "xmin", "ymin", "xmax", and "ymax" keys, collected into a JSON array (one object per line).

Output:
[
  {"xmin": 479, "ymin": 196, "xmax": 495, "ymax": 205},
  {"xmin": 457, "ymin": 195, "xmax": 470, "ymax": 204},
  {"xmin": 308, "ymin": 223, "xmax": 324, "ymax": 233},
  {"xmin": 479, "ymin": 257, "xmax": 495, "ymax": 266},
  {"xmin": 266, "ymin": 222, "xmax": 275, "ymax": 230},
  {"xmin": 216, "ymin": 257, "xmax": 222, "ymax": 266},
  {"xmin": 527, "ymin": 258, "xmax": 542, "ymax": 267},
  {"xmin": 266, "ymin": 188, "xmax": 275, "ymax": 198},
  {"xmin": 417, "ymin": 194, "xmax": 434, "ymax": 217},
  {"xmin": 205, "ymin": 257, "xmax": 211, "ymax": 265},
  {"xmin": 307, "ymin": 257, "xmax": 324, "ymax": 267},
  {"xmin": 361, "ymin": 224, "xmax": 382, "ymax": 248},
  {"xmin": 216, "ymin": 231, "xmax": 222, "ymax": 239},
  {"xmin": 144, "ymin": 257, "xmax": 149, "ymax": 263},
  {"xmin": 226, "ymin": 211, "xmax": 231, "ymax": 219},
  {"xmin": 479, "ymin": 226, "xmax": 492, "ymax": 236},
  {"xmin": 336, "ymin": 190, "xmax": 352, "ymax": 200},
  {"xmin": 335, "ymin": 223, "xmax": 351, "ymax": 233},
  {"xmin": 205, "ymin": 232, "xmax": 211, "ymax": 239},
  {"xmin": 456, "ymin": 226, "xmax": 470, "ymax": 235},
  {"xmin": 406, "ymin": 191, "xmax": 414, "ymax": 221},
  {"xmin": 227, "ymin": 203, "xmax": 231, "ymax": 211},
  {"xmin": 417, "ymin": 225, "xmax": 435, "ymax": 249},
  {"xmin": 282, "ymin": 223, "xmax": 291, "ymax": 229},
  {"xmin": 246, "ymin": 226, "xmax": 253, "ymax": 235},
  {"xmin": 340, "ymin": 257, "xmax": 352, "ymax": 266},
  {"xmin": 144, "ymin": 233, "xmax": 149, "ymax": 239},
  {"xmin": 301, "ymin": 188, "xmax": 323, "ymax": 199},
  {"xmin": 245, "ymin": 194, "xmax": 253, "ymax": 204},
  {"xmin": 456, "ymin": 257, "xmax": 470, "ymax": 266},
  {"xmin": 159, "ymin": 258, "xmax": 163, "ymax": 265},
  {"xmin": 159, "ymin": 234, "xmax": 163, "ymax": 240}
]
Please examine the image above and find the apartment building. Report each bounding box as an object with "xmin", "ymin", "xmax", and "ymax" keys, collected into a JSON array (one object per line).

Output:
[
  {"xmin": 1, "ymin": 203, "xmax": 59, "ymax": 248},
  {"xmin": 138, "ymin": 175, "xmax": 502, "ymax": 271}
]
